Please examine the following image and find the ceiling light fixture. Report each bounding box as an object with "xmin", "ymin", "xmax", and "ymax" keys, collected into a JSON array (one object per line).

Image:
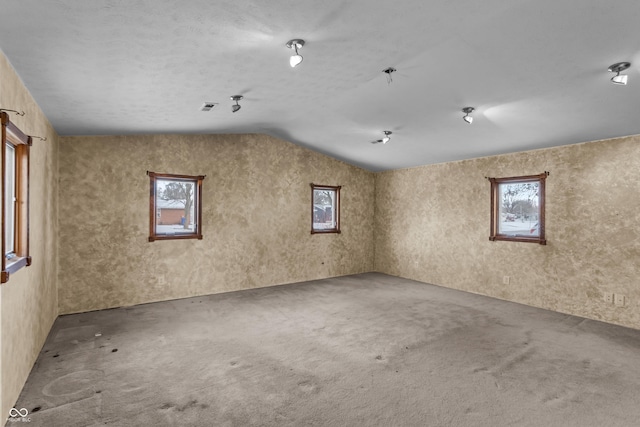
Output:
[
  {"xmin": 608, "ymin": 62, "xmax": 631, "ymax": 85},
  {"xmin": 230, "ymin": 95, "xmax": 243, "ymax": 113},
  {"xmin": 371, "ymin": 130, "xmax": 392, "ymax": 144},
  {"xmin": 382, "ymin": 67, "xmax": 396, "ymax": 84},
  {"xmin": 286, "ymin": 39, "xmax": 305, "ymax": 68},
  {"xmin": 462, "ymin": 107, "xmax": 475, "ymax": 124}
]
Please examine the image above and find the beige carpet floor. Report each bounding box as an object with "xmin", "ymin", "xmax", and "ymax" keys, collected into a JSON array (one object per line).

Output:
[{"xmin": 9, "ymin": 273, "xmax": 640, "ymax": 426}]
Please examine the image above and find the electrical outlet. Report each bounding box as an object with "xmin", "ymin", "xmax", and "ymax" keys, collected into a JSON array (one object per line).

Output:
[
  {"xmin": 158, "ymin": 275, "xmax": 165, "ymax": 285},
  {"xmin": 614, "ymin": 294, "xmax": 626, "ymax": 307},
  {"xmin": 604, "ymin": 292, "xmax": 614, "ymax": 304},
  {"xmin": 503, "ymin": 276, "xmax": 510, "ymax": 285}
]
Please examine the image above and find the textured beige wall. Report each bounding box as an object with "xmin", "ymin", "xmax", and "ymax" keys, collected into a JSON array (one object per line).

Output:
[
  {"xmin": 0, "ymin": 52, "xmax": 59, "ymax": 419},
  {"xmin": 375, "ymin": 136, "xmax": 640, "ymax": 329},
  {"xmin": 58, "ymin": 134, "xmax": 374, "ymax": 314},
  {"xmin": 3, "ymin": 46, "xmax": 640, "ymax": 424}
]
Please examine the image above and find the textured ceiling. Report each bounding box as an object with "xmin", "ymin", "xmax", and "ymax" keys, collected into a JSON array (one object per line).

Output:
[{"xmin": 1, "ymin": 0, "xmax": 640, "ymax": 171}]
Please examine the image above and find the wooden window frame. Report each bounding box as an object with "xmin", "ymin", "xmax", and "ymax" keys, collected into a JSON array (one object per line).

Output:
[
  {"xmin": 148, "ymin": 172, "xmax": 205, "ymax": 242},
  {"xmin": 488, "ymin": 172, "xmax": 547, "ymax": 245},
  {"xmin": 1, "ymin": 112, "xmax": 31, "ymax": 283},
  {"xmin": 310, "ymin": 183, "xmax": 341, "ymax": 234}
]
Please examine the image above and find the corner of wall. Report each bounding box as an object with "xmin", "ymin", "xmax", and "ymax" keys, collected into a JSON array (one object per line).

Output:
[
  {"xmin": 372, "ymin": 137, "xmax": 640, "ymax": 330},
  {"xmin": 0, "ymin": 50, "xmax": 60, "ymax": 420}
]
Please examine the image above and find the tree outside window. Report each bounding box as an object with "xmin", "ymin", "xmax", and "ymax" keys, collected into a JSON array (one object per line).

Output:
[
  {"xmin": 148, "ymin": 172, "xmax": 204, "ymax": 241},
  {"xmin": 489, "ymin": 173, "xmax": 547, "ymax": 244},
  {"xmin": 311, "ymin": 183, "xmax": 341, "ymax": 234}
]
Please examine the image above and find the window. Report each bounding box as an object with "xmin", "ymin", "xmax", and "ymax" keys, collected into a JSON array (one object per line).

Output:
[
  {"xmin": 311, "ymin": 183, "xmax": 341, "ymax": 234},
  {"xmin": 1, "ymin": 112, "xmax": 31, "ymax": 283},
  {"xmin": 488, "ymin": 172, "xmax": 548, "ymax": 245},
  {"xmin": 148, "ymin": 172, "xmax": 205, "ymax": 242}
]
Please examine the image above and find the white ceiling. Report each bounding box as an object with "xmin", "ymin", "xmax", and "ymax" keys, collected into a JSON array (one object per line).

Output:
[{"xmin": 1, "ymin": 1, "xmax": 639, "ymax": 171}]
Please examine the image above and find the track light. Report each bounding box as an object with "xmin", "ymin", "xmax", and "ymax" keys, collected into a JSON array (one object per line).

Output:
[
  {"xmin": 382, "ymin": 67, "xmax": 396, "ymax": 84},
  {"xmin": 462, "ymin": 107, "xmax": 474, "ymax": 124},
  {"xmin": 371, "ymin": 130, "xmax": 392, "ymax": 145},
  {"xmin": 608, "ymin": 62, "xmax": 631, "ymax": 85},
  {"xmin": 230, "ymin": 95, "xmax": 243, "ymax": 113},
  {"xmin": 286, "ymin": 39, "xmax": 305, "ymax": 68},
  {"xmin": 381, "ymin": 131, "xmax": 392, "ymax": 144}
]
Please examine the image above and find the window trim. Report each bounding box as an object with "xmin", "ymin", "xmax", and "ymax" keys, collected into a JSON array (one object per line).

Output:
[
  {"xmin": 310, "ymin": 183, "xmax": 341, "ymax": 234},
  {"xmin": 488, "ymin": 172, "xmax": 547, "ymax": 245},
  {"xmin": 148, "ymin": 171, "xmax": 205, "ymax": 242},
  {"xmin": 1, "ymin": 112, "xmax": 31, "ymax": 283}
]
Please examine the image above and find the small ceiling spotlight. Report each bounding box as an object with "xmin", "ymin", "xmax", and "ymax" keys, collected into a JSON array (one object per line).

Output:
[
  {"xmin": 382, "ymin": 67, "xmax": 397, "ymax": 84},
  {"xmin": 286, "ymin": 39, "xmax": 305, "ymax": 68},
  {"xmin": 371, "ymin": 130, "xmax": 392, "ymax": 144},
  {"xmin": 230, "ymin": 95, "xmax": 243, "ymax": 113},
  {"xmin": 462, "ymin": 107, "xmax": 475, "ymax": 124},
  {"xmin": 608, "ymin": 62, "xmax": 631, "ymax": 85}
]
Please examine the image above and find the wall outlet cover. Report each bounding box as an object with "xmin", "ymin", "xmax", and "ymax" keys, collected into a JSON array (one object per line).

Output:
[{"xmin": 604, "ymin": 292, "xmax": 614, "ymax": 304}]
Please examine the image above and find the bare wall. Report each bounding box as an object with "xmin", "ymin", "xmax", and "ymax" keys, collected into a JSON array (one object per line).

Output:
[
  {"xmin": 58, "ymin": 134, "xmax": 374, "ymax": 314},
  {"xmin": 375, "ymin": 135, "xmax": 640, "ymax": 329},
  {"xmin": 0, "ymin": 52, "xmax": 59, "ymax": 419}
]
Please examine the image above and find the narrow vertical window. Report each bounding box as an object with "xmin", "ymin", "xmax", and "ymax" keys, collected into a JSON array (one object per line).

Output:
[
  {"xmin": 311, "ymin": 183, "xmax": 341, "ymax": 234},
  {"xmin": 1, "ymin": 112, "xmax": 31, "ymax": 283},
  {"xmin": 148, "ymin": 172, "xmax": 205, "ymax": 242}
]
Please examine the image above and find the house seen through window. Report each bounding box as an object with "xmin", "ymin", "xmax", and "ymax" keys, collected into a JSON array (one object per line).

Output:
[
  {"xmin": 148, "ymin": 172, "xmax": 204, "ymax": 241},
  {"xmin": 489, "ymin": 173, "xmax": 547, "ymax": 245}
]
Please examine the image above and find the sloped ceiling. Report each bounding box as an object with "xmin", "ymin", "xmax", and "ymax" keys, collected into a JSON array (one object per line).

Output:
[{"xmin": 1, "ymin": 0, "xmax": 639, "ymax": 171}]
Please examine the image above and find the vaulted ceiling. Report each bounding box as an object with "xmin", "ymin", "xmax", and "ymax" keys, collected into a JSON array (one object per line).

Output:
[{"xmin": 1, "ymin": 1, "xmax": 639, "ymax": 171}]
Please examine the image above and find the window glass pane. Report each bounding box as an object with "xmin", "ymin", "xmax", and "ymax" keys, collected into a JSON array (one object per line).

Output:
[
  {"xmin": 5, "ymin": 143, "xmax": 15, "ymax": 255},
  {"xmin": 155, "ymin": 178, "xmax": 197, "ymax": 235},
  {"xmin": 497, "ymin": 181, "xmax": 540, "ymax": 237},
  {"xmin": 313, "ymin": 188, "xmax": 336, "ymax": 230}
]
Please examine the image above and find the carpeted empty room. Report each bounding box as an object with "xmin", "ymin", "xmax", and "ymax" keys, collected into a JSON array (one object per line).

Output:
[
  {"xmin": 3, "ymin": 3, "xmax": 640, "ymax": 427},
  {"xmin": 13, "ymin": 274, "xmax": 640, "ymax": 426}
]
